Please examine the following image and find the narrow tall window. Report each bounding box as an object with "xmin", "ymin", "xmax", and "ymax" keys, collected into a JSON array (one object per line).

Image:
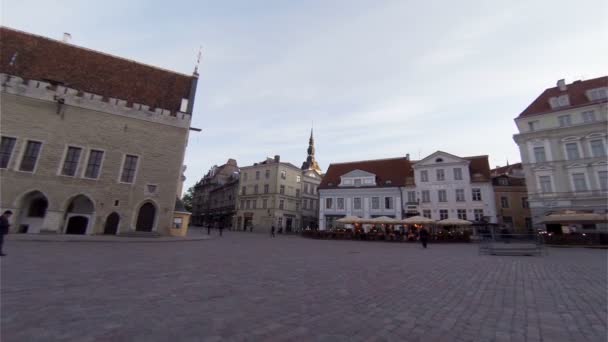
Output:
[
  {"xmin": 598, "ymin": 171, "xmax": 608, "ymax": 191},
  {"xmin": 539, "ymin": 176, "xmax": 552, "ymax": 193},
  {"xmin": 407, "ymin": 191, "xmax": 416, "ymax": 203},
  {"xmin": 0, "ymin": 137, "xmax": 17, "ymax": 169},
  {"xmin": 254, "ymin": 185, "xmax": 259, "ymax": 194},
  {"xmin": 455, "ymin": 189, "xmax": 465, "ymax": 202},
  {"xmin": 438, "ymin": 190, "xmax": 447, "ymax": 202},
  {"xmin": 265, "ymin": 169, "xmax": 270, "ymax": 179},
  {"xmin": 474, "ymin": 209, "xmax": 484, "ymax": 221},
  {"xmin": 61, "ymin": 146, "xmax": 82, "ymax": 176},
  {"xmin": 384, "ymin": 197, "xmax": 393, "ymax": 209},
  {"xmin": 19, "ymin": 141, "xmax": 42, "ymax": 172},
  {"xmin": 421, "ymin": 190, "xmax": 430, "ymax": 203},
  {"xmin": 337, "ymin": 198, "xmax": 345, "ymax": 210},
  {"xmin": 84, "ymin": 150, "xmax": 104, "ymax": 179},
  {"xmin": 264, "ymin": 184, "xmax": 269, "ymax": 194},
  {"xmin": 420, "ymin": 170, "xmax": 428, "ymax": 182},
  {"xmin": 280, "ymin": 185, "xmax": 285, "ymax": 194},
  {"xmin": 453, "ymin": 168, "xmax": 462, "ymax": 180},
  {"xmin": 279, "ymin": 200, "xmax": 284, "ymax": 210},
  {"xmin": 572, "ymin": 173, "xmax": 587, "ymax": 192},
  {"xmin": 565, "ymin": 143, "xmax": 580, "ymax": 160},
  {"xmin": 472, "ymin": 188, "xmax": 482, "ymax": 201},
  {"xmin": 501, "ymin": 196, "xmax": 509, "ymax": 208},
  {"xmin": 590, "ymin": 140, "xmax": 606, "ymax": 157},
  {"xmin": 326, "ymin": 198, "xmax": 333, "ymax": 209},
  {"xmin": 439, "ymin": 210, "xmax": 448, "ymax": 220},
  {"xmin": 457, "ymin": 209, "xmax": 467, "ymax": 220},
  {"xmin": 436, "ymin": 169, "xmax": 445, "ymax": 181},
  {"xmin": 522, "ymin": 197, "xmax": 529, "ymax": 209},
  {"xmin": 280, "ymin": 170, "xmax": 286, "ymax": 179},
  {"xmin": 354, "ymin": 197, "xmax": 362, "ymax": 210},
  {"xmin": 255, "ymin": 171, "xmax": 260, "ymax": 180},
  {"xmin": 296, "ymin": 189, "xmax": 300, "ymax": 198},
  {"xmin": 120, "ymin": 155, "xmax": 138, "ymax": 183},
  {"xmin": 371, "ymin": 197, "xmax": 380, "ymax": 209},
  {"xmin": 533, "ymin": 146, "xmax": 546, "ymax": 163},
  {"xmin": 241, "ymin": 186, "xmax": 247, "ymax": 195}
]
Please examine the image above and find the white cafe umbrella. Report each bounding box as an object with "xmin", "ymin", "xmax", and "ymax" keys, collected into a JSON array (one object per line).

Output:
[
  {"xmin": 401, "ymin": 216, "xmax": 435, "ymax": 224},
  {"xmin": 437, "ymin": 218, "xmax": 472, "ymax": 226}
]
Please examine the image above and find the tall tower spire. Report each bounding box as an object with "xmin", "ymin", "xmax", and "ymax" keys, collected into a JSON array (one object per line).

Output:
[{"xmin": 301, "ymin": 127, "xmax": 321, "ymax": 173}]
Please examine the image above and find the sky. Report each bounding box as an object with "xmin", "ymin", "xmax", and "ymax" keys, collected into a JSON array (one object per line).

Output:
[{"xmin": 3, "ymin": 0, "xmax": 607, "ymax": 193}]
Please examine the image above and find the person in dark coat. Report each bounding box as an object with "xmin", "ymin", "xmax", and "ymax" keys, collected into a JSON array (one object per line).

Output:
[
  {"xmin": 250, "ymin": 224, "xmax": 254, "ymax": 233},
  {"xmin": 0, "ymin": 210, "xmax": 13, "ymax": 256},
  {"xmin": 218, "ymin": 224, "xmax": 224, "ymax": 237},
  {"xmin": 419, "ymin": 226, "xmax": 430, "ymax": 249},
  {"xmin": 270, "ymin": 225, "xmax": 275, "ymax": 238},
  {"xmin": 207, "ymin": 224, "xmax": 211, "ymax": 235}
]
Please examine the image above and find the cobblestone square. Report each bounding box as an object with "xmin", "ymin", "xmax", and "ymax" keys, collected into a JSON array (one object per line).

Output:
[{"xmin": 1, "ymin": 232, "xmax": 607, "ymax": 341}]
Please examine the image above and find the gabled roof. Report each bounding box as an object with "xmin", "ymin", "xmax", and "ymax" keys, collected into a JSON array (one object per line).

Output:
[
  {"xmin": 0, "ymin": 26, "xmax": 196, "ymax": 114},
  {"xmin": 413, "ymin": 150, "xmax": 468, "ymax": 166},
  {"xmin": 518, "ymin": 76, "xmax": 608, "ymax": 118},
  {"xmin": 319, "ymin": 157, "xmax": 413, "ymax": 189},
  {"xmin": 341, "ymin": 169, "xmax": 376, "ymax": 178}
]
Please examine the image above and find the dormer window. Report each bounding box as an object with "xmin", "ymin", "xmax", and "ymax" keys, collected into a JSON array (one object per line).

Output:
[
  {"xmin": 354, "ymin": 179, "xmax": 362, "ymax": 186},
  {"xmin": 587, "ymin": 88, "xmax": 608, "ymax": 101},
  {"xmin": 549, "ymin": 95, "xmax": 570, "ymax": 109},
  {"xmin": 435, "ymin": 158, "xmax": 443, "ymax": 162}
]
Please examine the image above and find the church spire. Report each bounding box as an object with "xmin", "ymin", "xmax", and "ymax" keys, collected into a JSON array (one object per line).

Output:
[{"xmin": 301, "ymin": 127, "xmax": 321, "ymax": 173}]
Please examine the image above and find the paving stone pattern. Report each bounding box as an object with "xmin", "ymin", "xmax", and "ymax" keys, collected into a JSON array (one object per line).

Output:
[{"xmin": 1, "ymin": 232, "xmax": 607, "ymax": 341}]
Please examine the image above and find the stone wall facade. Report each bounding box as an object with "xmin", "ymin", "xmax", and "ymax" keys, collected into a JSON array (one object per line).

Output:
[{"xmin": 0, "ymin": 75, "xmax": 190, "ymax": 235}]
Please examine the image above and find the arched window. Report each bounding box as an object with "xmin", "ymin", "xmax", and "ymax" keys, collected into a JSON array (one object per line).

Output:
[
  {"xmin": 136, "ymin": 203, "xmax": 156, "ymax": 231},
  {"xmin": 28, "ymin": 198, "xmax": 48, "ymax": 217}
]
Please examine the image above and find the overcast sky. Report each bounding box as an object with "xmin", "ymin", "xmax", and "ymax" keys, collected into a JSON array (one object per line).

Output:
[{"xmin": 3, "ymin": 0, "xmax": 607, "ymax": 192}]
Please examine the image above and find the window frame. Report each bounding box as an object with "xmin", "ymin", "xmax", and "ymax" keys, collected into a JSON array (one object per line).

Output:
[
  {"xmin": 118, "ymin": 153, "xmax": 140, "ymax": 184},
  {"xmin": 0, "ymin": 136, "xmax": 17, "ymax": 169},
  {"xmin": 533, "ymin": 146, "xmax": 546, "ymax": 163},
  {"xmin": 500, "ymin": 196, "xmax": 509, "ymax": 208},
  {"xmin": 453, "ymin": 168, "xmax": 462, "ymax": 180},
  {"xmin": 59, "ymin": 145, "xmax": 84, "ymax": 177},
  {"xmin": 564, "ymin": 142, "xmax": 581, "ymax": 160},
  {"xmin": 571, "ymin": 172, "xmax": 588, "ymax": 192},
  {"xmin": 472, "ymin": 188, "xmax": 482, "ymax": 201},
  {"xmin": 421, "ymin": 190, "xmax": 430, "ymax": 203},
  {"xmin": 558, "ymin": 114, "xmax": 571, "ymax": 127},
  {"xmin": 455, "ymin": 189, "xmax": 465, "ymax": 202},
  {"xmin": 353, "ymin": 197, "xmax": 362, "ymax": 210},
  {"xmin": 18, "ymin": 139, "xmax": 44, "ymax": 173},
  {"xmin": 436, "ymin": 169, "xmax": 445, "ymax": 181},
  {"xmin": 420, "ymin": 170, "xmax": 428, "ymax": 182},
  {"xmin": 82, "ymin": 148, "xmax": 106, "ymax": 180},
  {"xmin": 371, "ymin": 197, "xmax": 380, "ymax": 209},
  {"xmin": 438, "ymin": 189, "xmax": 447, "ymax": 202},
  {"xmin": 589, "ymin": 139, "xmax": 607, "ymax": 158}
]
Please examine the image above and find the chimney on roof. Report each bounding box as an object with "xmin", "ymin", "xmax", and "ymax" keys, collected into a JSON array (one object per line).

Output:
[
  {"xmin": 274, "ymin": 155, "xmax": 280, "ymax": 163},
  {"xmin": 557, "ymin": 79, "xmax": 567, "ymax": 91},
  {"xmin": 405, "ymin": 153, "xmax": 410, "ymax": 160},
  {"xmin": 62, "ymin": 32, "xmax": 72, "ymax": 43}
]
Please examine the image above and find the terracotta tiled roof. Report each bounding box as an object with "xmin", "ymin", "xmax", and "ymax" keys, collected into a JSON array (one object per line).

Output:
[
  {"xmin": 319, "ymin": 157, "xmax": 413, "ymax": 189},
  {"xmin": 518, "ymin": 76, "xmax": 608, "ymax": 118},
  {"xmin": 464, "ymin": 155, "xmax": 491, "ymax": 182},
  {"xmin": 0, "ymin": 26, "xmax": 195, "ymax": 113}
]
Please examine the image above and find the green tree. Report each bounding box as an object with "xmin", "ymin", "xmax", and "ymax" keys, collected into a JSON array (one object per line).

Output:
[{"xmin": 182, "ymin": 186, "xmax": 194, "ymax": 212}]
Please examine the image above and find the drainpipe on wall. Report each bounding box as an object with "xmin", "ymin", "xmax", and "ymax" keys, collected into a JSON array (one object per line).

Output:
[{"xmin": 398, "ymin": 186, "xmax": 404, "ymax": 220}]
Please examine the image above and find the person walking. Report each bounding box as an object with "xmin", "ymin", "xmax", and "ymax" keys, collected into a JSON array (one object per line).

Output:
[
  {"xmin": 419, "ymin": 226, "xmax": 430, "ymax": 249},
  {"xmin": 270, "ymin": 225, "xmax": 275, "ymax": 238},
  {"xmin": 250, "ymin": 224, "xmax": 253, "ymax": 233},
  {"xmin": 207, "ymin": 225, "xmax": 211, "ymax": 235},
  {"xmin": 218, "ymin": 225, "xmax": 224, "ymax": 237},
  {"xmin": 0, "ymin": 210, "xmax": 13, "ymax": 256}
]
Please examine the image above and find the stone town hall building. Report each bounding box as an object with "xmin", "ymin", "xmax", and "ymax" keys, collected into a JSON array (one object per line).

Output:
[{"xmin": 0, "ymin": 27, "xmax": 198, "ymax": 235}]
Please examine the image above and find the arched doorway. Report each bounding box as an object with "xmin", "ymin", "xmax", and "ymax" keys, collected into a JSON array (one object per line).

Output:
[
  {"xmin": 104, "ymin": 212, "xmax": 120, "ymax": 235},
  {"xmin": 63, "ymin": 195, "xmax": 94, "ymax": 235},
  {"xmin": 17, "ymin": 191, "xmax": 49, "ymax": 233},
  {"xmin": 136, "ymin": 202, "xmax": 156, "ymax": 232}
]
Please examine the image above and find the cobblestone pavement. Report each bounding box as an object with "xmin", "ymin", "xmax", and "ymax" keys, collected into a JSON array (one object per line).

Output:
[{"xmin": 1, "ymin": 232, "xmax": 607, "ymax": 341}]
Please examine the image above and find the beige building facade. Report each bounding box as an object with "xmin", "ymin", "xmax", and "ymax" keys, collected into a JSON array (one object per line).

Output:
[{"xmin": 0, "ymin": 27, "xmax": 198, "ymax": 236}]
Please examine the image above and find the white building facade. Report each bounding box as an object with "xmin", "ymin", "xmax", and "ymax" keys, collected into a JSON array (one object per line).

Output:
[
  {"xmin": 513, "ymin": 77, "xmax": 608, "ymax": 231},
  {"xmin": 402, "ymin": 151, "xmax": 497, "ymax": 223},
  {"xmin": 318, "ymin": 158, "xmax": 409, "ymax": 230}
]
